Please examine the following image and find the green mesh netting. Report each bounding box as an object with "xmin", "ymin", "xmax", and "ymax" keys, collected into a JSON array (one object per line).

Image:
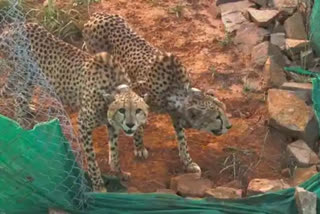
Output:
[
  {"xmin": 310, "ymin": 0, "xmax": 320, "ymax": 56},
  {"xmin": 0, "ymin": 113, "xmax": 319, "ymax": 214}
]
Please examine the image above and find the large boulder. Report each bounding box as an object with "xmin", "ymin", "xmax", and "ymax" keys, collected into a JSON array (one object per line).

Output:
[
  {"xmin": 295, "ymin": 187, "xmax": 317, "ymax": 214},
  {"xmin": 267, "ymin": 89, "xmax": 319, "ymax": 149},
  {"xmin": 292, "ymin": 166, "xmax": 318, "ymax": 186},
  {"xmin": 234, "ymin": 22, "xmax": 269, "ymax": 52},
  {"xmin": 284, "ymin": 12, "xmax": 308, "ymax": 40},
  {"xmin": 219, "ymin": 0, "xmax": 255, "ymax": 14},
  {"xmin": 170, "ymin": 173, "xmax": 213, "ymax": 197},
  {"xmin": 272, "ymin": 0, "xmax": 298, "ymax": 15},
  {"xmin": 247, "ymin": 8, "xmax": 279, "ymax": 27},
  {"xmin": 249, "ymin": 0, "xmax": 268, "ymax": 7},
  {"xmin": 247, "ymin": 178, "xmax": 290, "ymax": 196},
  {"xmin": 270, "ymin": 32, "xmax": 285, "ymax": 50},
  {"xmin": 285, "ymin": 39, "xmax": 310, "ymax": 60},
  {"xmin": 221, "ymin": 11, "xmax": 248, "ymax": 32},
  {"xmin": 205, "ymin": 187, "xmax": 242, "ymax": 199},
  {"xmin": 219, "ymin": 0, "xmax": 254, "ymax": 32},
  {"xmin": 281, "ymin": 82, "xmax": 312, "ymax": 104},
  {"xmin": 251, "ymin": 41, "xmax": 283, "ymax": 67},
  {"xmin": 287, "ymin": 140, "xmax": 320, "ymax": 167},
  {"xmin": 263, "ymin": 56, "xmax": 287, "ymax": 88}
]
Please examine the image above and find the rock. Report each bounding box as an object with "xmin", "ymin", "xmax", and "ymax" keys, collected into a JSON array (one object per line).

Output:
[
  {"xmin": 281, "ymin": 168, "xmax": 291, "ymax": 177},
  {"xmin": 234, "ymin": 22, "xmax": 269, "ymax": 52},
  {"xmin": 293, "ymin": 166, "xmax": 318, "ymax": 186},
  {"xmin": 281, "ymin": 82, "xmax": 312, "ymax": 104},
  {"xmin": 272, "ymin": 0, "xmax": 298, "ymax": 15},
  {"xmin": 170, "ymin": 173, "xmax": 213, "ymax": 197},
  {"xmin": 270, "ymin": 32, "xmax": 285, "ymax": 50},
  {"xmin": 209, "ymin": 1, "xmax": 221, "ymax": 18},
  {"xmin": 247, "ymin": 8, "xmax": 279, "ymax": 27},
  {"xmin": 219, "ymin": 0, "xmax": 255, "ymax": 32},
  {"xmin": 300, "ymin": 49, "xmax": 315, "ymax": 69},
  {"xmin": 251, "ymin": 41, "xmax": 283, "ymax": 67},
  {"xmin": 247, "ymin": 178, "xmax": 290, "ymax": 196},
  {"xmin": 263, "ymin": 56, "xmax": 287, "ymax": 88},
  {"xmin": 295, "ymin": 187, "xmax": 317, "ymax": 214},
  {"xmin": 284, "ymin": 12, "xmax": 308, "ymax": 40},
  {"xmin": 272, "ymin": 21, "xmax": 285, "ymax": 33},
  {"xmin": 156, "ymin": 188, "xmax": 177, "ymax": 194},
  {"xmin": 267, "ymin": 89, "xmax": 319, "ymax": 149},
  {"xmin": 285, "ymin": 39, "xmax": 310, "ymax": 56},
  {"xmin": 48, "ymin": 209, "xmax": 70, "ymax": 214},
  {"xmin": 287, "ymin": 140, "xmax": 320, "ymax": 167},
  {"xmin": 219, "ymin": 0, "xmax": 255, "ymax": 14},
  {"xmin": 221, "ymin": 11, "xmax": 249, "ymax": 33},
  {"xmin": 205, "ymin": 187, "xmax": 242, "ymax": 199},
  {"xmin": 249, "ymin": 0, "xmax": 268, "ymax": 7},
  {"xmin": 223, "ymin": 180, "xmax": 243, "ymax": 189},
  {"xmin": 128, "ymin": 187, "xmax": 140, "ymax": 193}
]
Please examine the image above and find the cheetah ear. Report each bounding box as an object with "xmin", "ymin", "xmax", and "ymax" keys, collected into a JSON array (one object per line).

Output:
[
  {"xmin": 191, "ymin": 87, "xmax": 201, "ymax": 92},
  {"xmin": 163, "ymin": 52, "xmax": 174, "ymax": 63},
  {"xmin": 116, "ymin": 84, "xmax": 129, "ymax": 92},
  {"xmin": 189, "ymin": 87, "xmax": 202, "ymax": 96}
]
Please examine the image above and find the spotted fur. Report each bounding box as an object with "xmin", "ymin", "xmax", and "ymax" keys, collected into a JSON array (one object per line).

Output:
[
  {"xmin": 83, "ymin": 13, "xmax": 232, "ymax": 175},
  {"xmin": 0, "ymin": 22, "xmax": 148, "ymax": 192}
]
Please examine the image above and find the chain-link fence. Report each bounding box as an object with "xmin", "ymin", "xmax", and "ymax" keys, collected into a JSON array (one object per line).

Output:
[{"xmin": 0, "ymin": 1, "xmax": 91, "ymax": 212}]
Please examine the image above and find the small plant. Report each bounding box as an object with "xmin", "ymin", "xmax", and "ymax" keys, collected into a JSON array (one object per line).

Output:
[
  {"xmin": 148, "ymin": 0, "xmax": 159, "ymax": 6},
  {"xmin": 243, "ymin": 83, "xmax": 251, "ymax": 93},
  {"xmin": 218, "ymin": 32, "xmax": 233, "ymax": 48},
  {"xmin": 22, "ymin": 0, "xmax": 83, "ymax": 43},
  {"xmin": 242, "ymin": 76, "xmax": 259, "ymax": 93},
  {"xmin": 209, "ymin": 65, "xmax": 216, "ymax": 79},
  {"xmin": 219, "ymin": 146, "xmax": 255, "ymax": 180},
  {"xmin": 169, "ymin": 4, "xmax": 185, "ymax": 18},
  {"xmin": 74, "ymin": 0, "xmax": 100, "ymax": 5}
]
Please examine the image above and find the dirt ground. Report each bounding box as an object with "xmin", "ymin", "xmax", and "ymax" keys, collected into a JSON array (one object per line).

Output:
[
  {"xmin": 71, "ymin": 0, "xmax": 289, "ymax": 192},
  {"xmin": 3, "ymin": 0, "xmax": 291, "ymax": 193}
]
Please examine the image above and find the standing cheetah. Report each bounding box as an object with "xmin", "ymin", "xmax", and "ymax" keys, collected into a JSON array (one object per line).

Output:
[
  {"xmin": 83, "ymin": 13, "xmax": 232, "ymax": 175},
  {"xmin": 0, "ymin": 22, "xmax": 148, "ymax": 192}
]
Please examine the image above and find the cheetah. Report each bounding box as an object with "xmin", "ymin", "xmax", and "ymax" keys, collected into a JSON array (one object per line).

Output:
[
  {"xmin": 0, "ymin": 22, "xmax": 149, "ymax": 192},
  {"xmin": 82, "ymin": 13, "xmax": 232, "ymax": 175}
]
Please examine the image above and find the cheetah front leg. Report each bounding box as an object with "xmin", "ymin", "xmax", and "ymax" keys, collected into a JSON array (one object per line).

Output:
[
  {"xmin": 78, "ymin": 110, "xmax": 106, "ymax": 192},
  {"xmin": 133, "ymin": 126, "xmax": 148, "ymax": 159},
  {"xmin": 107, "ymin": 124, "xmax": 131, "ymax": 181},
  {"xmin": 172, "ymin": 116, "xmax": 201, "ymax": 174}
]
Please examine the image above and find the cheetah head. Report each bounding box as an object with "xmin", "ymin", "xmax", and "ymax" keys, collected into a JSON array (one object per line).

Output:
[
  {"xmin": 105, "ymin": 84, "xmax": 149, "ymax": 136},
  {"xmin": 182, "ymin": 87, "xmax": 232, "ymax": 136}
]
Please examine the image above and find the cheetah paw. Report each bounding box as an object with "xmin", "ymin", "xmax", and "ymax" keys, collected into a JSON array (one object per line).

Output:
[
  {"xmin": 93, "ymin": 185, "xmax": 107, "ymax": 193},
  {"xmin": 134, "ymin": 147, "xmax": 149, "ymax": 159},
  {"xmin": 118, "ymin": 171, "xmax": 131, "ymax": 181},
  {"xmin": 186, "ymin": 162, "xmax": 201, "ymax": 175}
]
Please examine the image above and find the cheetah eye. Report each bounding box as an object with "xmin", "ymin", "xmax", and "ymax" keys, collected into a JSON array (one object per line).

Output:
[
  {"xmin": 136, "ymin": 108, "xmax": 142, "ymax": 114},
  {"xmin": 118, "ymin": 108, "xmax": 125, "ymax": 114}
]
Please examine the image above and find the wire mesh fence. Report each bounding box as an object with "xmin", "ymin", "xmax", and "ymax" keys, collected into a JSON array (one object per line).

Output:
[{"xmin": 0, "ymin": 0, "xmax": 91, "ymax": 212}]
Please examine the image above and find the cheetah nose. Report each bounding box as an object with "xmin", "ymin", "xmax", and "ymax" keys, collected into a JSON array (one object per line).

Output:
[{"xmin": 126, "ymin": 123, "xmax": 135, "ymax": 128}]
